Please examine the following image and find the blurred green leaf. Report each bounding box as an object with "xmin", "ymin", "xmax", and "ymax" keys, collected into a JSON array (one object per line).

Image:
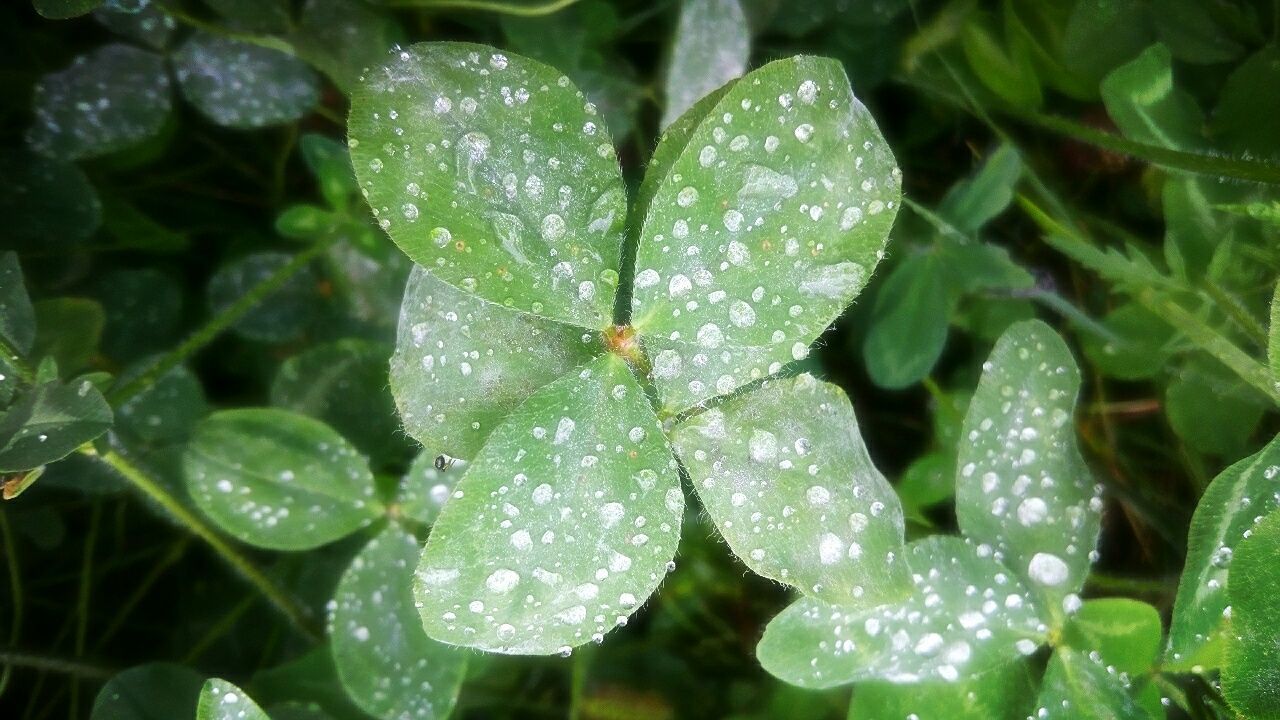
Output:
[
  {"xmin": 203, "ymin": 0, "xmax": 291, "ymax": 33},
  {"xmin": 90, "ymin": 663, "xmax": 204, "ymax": 720},
  {"xmin": 277, "ymin": 204, "xmax": 339, "ymax": 241},
  {"xmin": 1030, "ymin": 647, "xmax": 1154, "ymax": 720},
  {"xmin": 32, "ymin": 298, "xmax": 105, "ymax": 375},
  {"xmin": 1060, "ymin": 0, "xmax": 1155, "ymax": 91},
  {"xmin": 173, "ymin": 34, "xmax": 320, "ymax": 128},
  {"xmin": 293, "ymin": 0, "xmax": 404, "ymax": 92},
  {"xmin": 863, "ymin": 254, "xmax": 952, "ymax": 390},
  {"xmin": 1061, "ymin": 598, "xmax": 1162, "ymax": 676},
  {"xmin": 0, "ymin": 149, "xmax": 102, "ymax": 252},
  {"xmin": 94, "ymin": 268, "xmax": 183, "ymax": 362},
  {"xmin": 299, "ymin": 134, "xmax": 356, "ymax": 210},
  {"xmin": 99, "ymin": 195, "xmax": 188, "ymax": 253},
  {"xmin": 1100, "ymin": 44, "xmax": 1204, "ymax": 151},
  {"xmin": 1165, "ymin": 356, "xmax": 1266, "ymax": 457},
  {"xmin": 845, "ymin": 660, "xmax": 1037, "ymax": 720},
  {"xmin": 115, "ymin": 361, "xmax": 207, "ymax": 446},
  {"xmin": 961, "ymin": 10, "xmax": 1043, "ymax": 110},
  {"xmin": 1213, "ymin": 44, "xmax": 1280, "ymax": 158},
  {"xmin": 1270, "ymin": 281, "xmax": 1280, "ymax": 388},
  {"xmin": 1079, "ymin": 303, "xmax": 1174, "ymax": 381},
  {"xmin": 1152, "ymin": 0, "xmax": 1246, "ymax": 64},
  {"xmin": 1223, "ymin": 508, "xmax": 1280, "ymax": 719},
  {"xmin": 94, "ymin": 1, "xmax": 176, "ymax": 50},
  {"xmin": 662, "ymin": 0, "xmax": 749, "ymax": 129},
  {"xmin": 207, "ymin": 252, "xmax": 319, "ymax": 343},
  {"xmin": 0, "ymin": 252, "xmax": 36, "ymax": 356},
  {"xmin": 936, "ymin": 145, "xmax": 1023, "ymax": 234},
  {"xmin": 34, "ymin": 0, "xmax": 101, "ymax": 17}
]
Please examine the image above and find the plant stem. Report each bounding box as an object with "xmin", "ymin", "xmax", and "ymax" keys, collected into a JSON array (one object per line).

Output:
[
  {"xmin": 382, "ymin": 0, "xmax": 584, "ymax": 16},
  {"xmin": 85, "ymin": 447, "xmax": 321, "ymax": 642},
  {"xmin": 92, "ymin": 537, "xmax": 191, "ymax": 652},
  {"xmin": 106, "ymin": 238, "xmax": 333, "ymax": 406},
  {"xmin": 0, "ymin": 650, "xmax": 113, "ymax": 682},
  {"xmin": 0, "ymin": 511, "xmax": 23, "ymax": 699}
]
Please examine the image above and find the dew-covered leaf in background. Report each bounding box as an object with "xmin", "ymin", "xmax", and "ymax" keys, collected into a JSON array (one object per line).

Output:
[
  {"xmin": 1223, "ymin": 508, "xmax": 1280, "ymax": 719},
  {"xmin": 391, "ymin": 265, "xmax": 603, "ymax": 460},
  {"xmin": 757, "ymin": 536, "xmax": 1046, "ymax": 688},
  {"xmin": 349, "ymin": 42, "xmax": 628, "ymax": 328},
  {"xmin": 673, "ymin": 373, "xmax": 909, "ymax": 607},
  {"xmin": 272, "ymin": 339, "xmax": 410, "ymax": 463},
  {"xmin": 0, "ymin": 149, "xmax": 102, "ymax": 252},
  {"xmin": 206, "ymin": 252, "xmax": 318, "ymax": 343},
  {"xmin": 197, "ymin": 679, "xmax": 270, "ymax": 720},
  {"xmin": 33, "ymin": 0, "xmax": 102, "ymax": 20},
  {"xmin": 94, "ymin": 268, "xmax": 182, "ymax": 362},
  {"xmin": 631, "ymin": 55, "xmax": 901, "ymax": 412},
  {"xmin": 1099, "ymin": 44, "xmax": 1205, "ymax": 151},
  {"xmin": 331, "ymin": 524, "xmax": 468, "ymax": 720},
  {"xmin": 94, "ymin": 1, "xmax": 176, "ymax": 50},
  {"xmin": 845, "ymin": 660, "xmax": 1038, "ymax": 720},
  {"xmin": 1030, "ymin": 648, "xmax": 1155, "ymax": 720},
  {"xmin": 0, "ymin": 376, "xmax": 113, "ymax": 473},
  {"xmin": 115, "ymin": 361, "xmax": 208, "ymax": 446},
  {"xmin": 862, "ymin": 253, "xmax": 952, "ymax": 390},
  {"xmin": 415, "ymin": 355, "xmax": 683, "ymax": 654},
  {"xmin": 203, "ymin": 0, "xmax": 291, "ymax": 34},
  {"xmin": 955, "ymin": 320, "xmax": 1100, "ymax": 628},
  {"xmin": 396, "ymin": 452, "xmax": 461, "ymax": 526},
  {"xmin": 27, "ymin": 44, "xmax": 170, "ymax": 161},
  {"xmin": 661, "ymin": 0, "xmax": 749, "ymax": 130},
  {"xmin": 184, "ymin": 409, "xmax": 381, "ymax": 551},
  {"xmin": 293, "ymin": 0, "xmax": 404, "ymax": 93},
  {"xmin": 1061, "ymin": 598, "xmax": 1162, "ymax": 677},
  {"xmin": 173, "ymin": 34, "xmax": 320, "ymax": 129},
  {"xmin": 90, "ymin": 663, "xmax": 204, "ymax": 720},
  {"xmin": 1166, "ymin": 432, "xmax": 1280, "ymax": 671},
  {"xmin": 0, "ymin": 252, "xmax": 36, "ymax": 356}
]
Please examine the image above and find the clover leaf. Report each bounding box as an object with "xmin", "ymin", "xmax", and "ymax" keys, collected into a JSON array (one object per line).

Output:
[
  {"xmin": 1222, "ymin": 508, "xmax": 1280, "ymax": 719},
  {"xmin": 196, "ymin": 680, "xmax": 271, "ymax": 720}
]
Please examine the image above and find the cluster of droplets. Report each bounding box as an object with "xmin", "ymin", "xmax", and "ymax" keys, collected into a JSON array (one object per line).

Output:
[{"xmin": 173, "ymin": 34, "xmax": 319, "ymax": 128}]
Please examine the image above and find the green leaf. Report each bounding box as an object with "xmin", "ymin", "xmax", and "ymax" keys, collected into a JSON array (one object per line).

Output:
[
  {"xmin": 1165, "ymin": 356, "xmax": 1267, "ymax": 457},
  {"xmin": 390, "ymin": 265, "xmax": 603, "ymax": 460},
  {"xmin": 0, "ymin": 149, "xmax": 101, "ymax": 252},
  {"xmin": 94, "ymin": 268, "xmax": 183, "ymax": 362},
  {"xmin": 1223, "ymin": 509, "xmax": 1280, "ymax": 719},
  {"xmin": 276, "ymin": 204, "xmax": 337, "ymax": 240},
  {"xmin": 1060, "ymin": 0, "xmax": 1155, "ymax": 91},
  {"xmin": 396, "ymin": 451, "xmax": 460, "ymax": 526},
  {"xmin": 272, "ymin": 339, "xmax": 409, "ymax": 462},
  {"xmin": 348, "ymin": 42, "xmax": 627, "ymax": 328},
  {"xmin": 863, "ymin": 254, "xmax": 953, "ymax": 390},
  {"xmin": 33, "ymin": 0, "xmax": 101, "ymax": 18},
  {"xmin": 0, "ymin": 252, "xmax": 36, "ymax": 356},
  {"xmin": 757, "ymin": 535, "xmax": 1046, "ymax": 688},
  {"xmin": 116, "ymin": 361, "xmax": 208, "ymax": 446},
  {"xmin": 897, "ymin": 451, "xmax": 955, "ymax": 520},
  {"xmin": 1153, "ymin": 0, "xmax": 1246, "ymax": 64},
  {"xmin": 197, "ymin": 679, "xmax": 270, "ymax": 720},
  {"xmin": 1213, "ymin": 44, "xmax": 1280, "ymax": 158},
  {"xmin": 954, "ymin": 320, "xmax": 1100, "ymax": 628},
  {"xmin": 0, "ymin": 376, "xmax": 113, "ymax": 473},
  {"xmin": 94, "ymin": 2, "xmax": 177, "ymax": 50},
  {"xmin": 936, "ymin": 240, "xmax": 1034, "ymax": 293},
  {"xmin": 185, "ymin": 408, "xmax": 381, "ymax": 551},
  {"xmin": 845, "ymin": 660, "xmax": 1038, "ymax": 720},
  {"xmin": 1061, "ymin": 599, "xmax": 1162, "ymax": 676},
  {"xmin": 91, "ymin": 663, "xmax": 204, "ymax": 720},
  {"xmin": 1079, "ymin": 303, "xmax": 1175, "ymax": 381},
  {"xmin": 661, "ymin": 0, "xmax": 749, "ymax": 129},
  {"xmin": 935, "ymin": 145, "xmax": 1023, "ymax": 234},
  {"xmin": 673, "ymin": 373, "xmax": 910, "ymax": 607},
  {"xmin": 203, "ymin": 0, "xmax": 290, "ymax": 33},
  {"xmin": 631, "ymin": 55, "xmax": 901, "ymax": 412},
  {"xmin": 293, "ymin": 0, "xmax": 403, "ymax": 93},
  {"xmin": 961, "ymin": 13, "xmax": 1042, "ymax": 110},
  {"xmin": 173, "ymin": 34, "xmax": 320, "ymax": 128},
  {"xmin": 1032, "ymin": 648, "xmax": 1155, "ymax": 720},
  {"xmin": 1099, "ymin": 44, "xmax": 1205, "ymax": 152},
  {"xmin": 32, "ymin": 298, "xmax": 105, "ymax": 376},
  {"xmin": 300, "ymin": 134, "xmax": 357, "ymax": 210},
  {"xmin": 331, "ymin": 525, "xmax": 468, "ymax": 719},
  {"xmin": 207, "ymin": 252, "xmax": 319, "ymax": 343},
  {"xmin": 415, "ymin": 354, "xmax": 683, "ymax": 654},
  {"xmin": 249, "ymin": 647, "xmax": 368, "ymax": 720},
  {"xmin": 1271, "ymin": 281, "xmax": 1280, "ymax": 391},
  {"xmin": 1167, "ymin": 432, "xmax": 1280, "ymax": 671},
  {"xmin": 27, "ymin": 44, "xmax": 171, "ymax": 161}
]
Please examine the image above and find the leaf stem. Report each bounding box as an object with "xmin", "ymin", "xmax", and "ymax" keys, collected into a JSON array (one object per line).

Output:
[
  {"xmin": 106, "ymin": 238, "xmax": 333, "ymax": 407},
  {"xmin": 0, "ymin": 650, "xmax": 113, "ymax": 682},
  {"xmin": 84, "ymin": 447, "xmax": 321, "ymax": 642}
]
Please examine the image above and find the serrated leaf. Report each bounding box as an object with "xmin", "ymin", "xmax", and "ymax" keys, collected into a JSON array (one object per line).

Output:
[
  {"xmin": 27, "ymin": 44, "xmax": 171, "ymax": 161},
  {"xmin": 631, "ymin": 55, "xmax": 901, "ymax": 412},
  {"xmin": 935, "ymin": 145, "xmax": 1022, "ymax": 234},
  {"xmin": 955, "ymin": 320, "xmax": 1100, "ymax": 628},
  {"xmin": 390, "ymin": 265, "xmax": 603, "ymax": 460},
  {"xmin": 197, "ymin": 680, "xmax": 270, "ymax": 720},
  {"xmin": 1030, "ymin": 648, "xmax": 1154, "ymax": 720},
  {"xmin": 1166, "ymin": 432, "xmax": 1280, "ymax": 671},
  {"xmin": 185, "ymin": 409, "xmax": 381, "ymax": 551},
  {"xmin": 396, "ymin": 452, "xmax": 460, "ymax": 526},
  {"xmin": 0, "ymin": 149, "xmax": 101, "ymax": 252},
  {"xmin": 672, "ymin": 373, "xmax": 909, "ymax": 607},
  {"xmin": 757, "ymin": 535, "xmax": 1045, "ymax": 689},
  {"xmin": 1061, "ymin": 599, "xmax": 1162, "ymax": 677},
  {"xmin": 91, "ymin": 663, "xmax": 204, "ymax": 720},
  {"xmin": 863, "ymin": 253, "xmax": 953, "ymax": 390},
  {"xmin": 207, "ymin": 252, "xmax": 319, "ymax": 343},
  {"xmin": 0, "ymin": 252, "xmax": 35, "ymax": 355},
  {"xmin": 415, "ymin": 354, "xmax": 683, "ymax": 654},
  {"xmin": 174, "ymin": 34, "xmax": 320, "ymax": 128},
  {"xmin": 661, "ymin": 0, "xmax": 749, "ymax": 129},
  {"xmin": 0, "ymin": 376, "xmax": 112, "ymax": 473},
  {"xmin": 845, "ymin": 660, "xmax": 1037, "ymax": 720},
  {"xmin": 331, "ymin": 524, "xmax": 468, "ymax": 720},
  {"xmin": 1099, "ymin": 44, "xmax": 1205, "ymax": 151},
  {"xmin": 349, "ymin": 42, "xmax": 627, "ymax": 328},
  {"xmin": 1223, "ymin": 508, "xmax": 1280, "ymax": 719}
]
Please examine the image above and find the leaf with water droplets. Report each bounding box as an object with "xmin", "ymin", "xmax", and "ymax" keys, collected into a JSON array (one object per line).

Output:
[
  {"xmin": 673, "ymin": 373, "xmax": 909, "ymax": 607},
  {"xmin": 1223, "ymin": 508, "xmax": 1280, "ymax": 719},
  {"xmin": 26, "ymin": 43, "xmax": 171, "ymax": 160},
  {"xmin": 955, "ymin": 320, "xmax": 1100, "ymax": 629},
  {"xmin": 115, "ymin": 361, "xmax": 208, "ymax": 447},
  {"xmin": 757, "ymin": 535, "xmax": 1045, "ymax": 688},
  {"xmin": 0, "ymin": 149, "xmax": 102, "ymax": 253},
  {"xmin": 414, "ymin": 354, "xmax": 683, "ymax": 654},
  {"xmin": 0, "ymin": 376, "xmax": 113, "ymax": 473},
  {"xmin": 1166, "ymin": 432, "xmax": 1280, "ymax": 671},
  {"xmin": 630, "ymin": 55, "xmax": 901, "ymax": 413},
  {"xmin": 331, "ymin": 524, "xmax": 468, "ymax": 720},
  {"xmin": 173, "ymin": 33, "xmax": 320, "ymax": 128},
  {"xmin": 1030, "ymin": 648, "xmax": 1155, "ymax": 720},
  {"xmin": 845, "ymin": 660, "xmax": 1038, "ymax": 720},
  {"xmin": 91, "ymin": 663, "xmax": 204, "ymax": 720},
  {"xmin": 391, "ymin": 265, "xmax": 603, "ymax": 460},
  {"xmin": 94, "ymin": 2, "xmax": 177, "ymax": 50},
  {"xmin": 197, "ymin": 679, "xmax": 270, "ymax": 720},
  {"xmin": 661, "ymin": 0, "xmax": 749, "ymax": 129},
  {"xmin": 1061, "ymin": 599, "xmax": 1162, "ymax": 677},
  {"xmin": 0, "ymin": 252, "xmax": 36, "ymax": 356},
  {"xmin": 396, "ymin": 451, "xmax": 461, "ymax": 526},
  {"xmin": 1269, "ymin": 280, "xmax": 1279, "ymax": 392},
  {"xmin": 184, "ymin": 409, "xmax": 381, "ymax": 551},
  {"xmin": 206, "ymin": 252, "xmax": 319, "ymax": 343},
  {"xmin": 349, "ymin": 42, "xmax": 627, "ymax": 328}
]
